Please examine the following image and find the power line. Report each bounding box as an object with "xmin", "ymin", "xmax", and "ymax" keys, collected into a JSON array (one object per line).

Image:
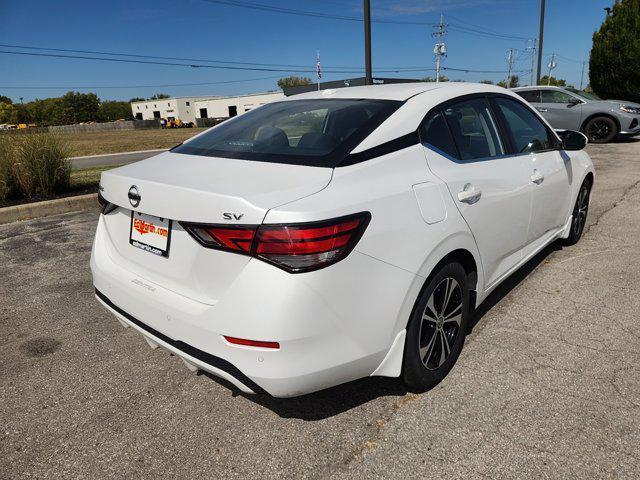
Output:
[
  {"xmin": 198, "ymin": 0, "xmax": 436, "ymax": 25},
  {"xmin": 0, "ymin": 75, "xmax": 285, "ymax": 90},
  {"xmin": 445, "ymin": 14, "xmax": 532, "ymax": 41},
  {"xmin": 0, "ymin": 49, "xmax": 366, "ymax": 74},
  {"xmin": 3, "ymin": 48, "xmax": 528, "ymax": 76},
  {"xmin": 447, "ymin": 25, "xmax": 530, "ymax": 41},
  {"xmin": 0, "ymin": 49, "xmax": 447, "ymax": 74},
  {"xmin": 444, "ymin": 67, "xmax": 531, "ymax": 74},
  {"xmin": 0, "ymin": 43, "xmax": 359, "ymax": 71}
]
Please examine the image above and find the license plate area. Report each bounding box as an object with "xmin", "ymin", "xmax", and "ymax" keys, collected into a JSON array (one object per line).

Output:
[{"xmin": 129, "ymin": 211, "xmax": 172, "ymax": 257}]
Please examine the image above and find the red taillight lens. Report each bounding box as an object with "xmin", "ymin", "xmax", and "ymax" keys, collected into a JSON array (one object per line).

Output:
[
  {"xmin": 181, "ymin": 212, "xmax": 370, "ymax": 273},
  {"xmin": 254, "ymin": 215, "xmax": 369, "ymax": 272},
  {"xmin": 184, "ymin": 225, "xmax": 257, "ymax": 253}
]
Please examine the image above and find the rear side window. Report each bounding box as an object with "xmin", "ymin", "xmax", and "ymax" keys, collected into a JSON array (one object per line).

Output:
[
  {"xmin": 540, "ymin": 90, "xmax": 574, "ymax": 104},
  {"xmin": 494, "ymin": 97, "xmax": 555, "ymax": 153},
  {"xmin": 420, "ymin": 112, "xmax": 458, "ymax": 158},
  {"xmin": 515, "ymin": 90, "xmax": 541, "ymax": 103},
  {"xmin": 173, "ymin": 99, "xmax": 402, "ymax": 167},
  {"xmin": 442, "ymin": 98, "xmax": 505, "ymax": 161}
]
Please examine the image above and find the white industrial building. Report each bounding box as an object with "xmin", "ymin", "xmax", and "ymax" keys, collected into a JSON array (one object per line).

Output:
[
  {"xmin": 193, "ymin": 92, "xmax": 284, "ymax": 120},
  {"xmin": 131, "ymin": 96, "xmax": 211, "ymax": 124},
  {"xmin": 131, "ymin": 91, "xmax": 284, "ymax": 124}
]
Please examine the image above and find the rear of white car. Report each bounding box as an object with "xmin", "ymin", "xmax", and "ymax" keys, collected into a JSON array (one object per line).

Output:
[
  {"xmin": 91, "ymin": 96, "xmax": 419, "ymax": 397},
  {"xmin": 91, "ymin": 83, "xmax": 594, "ymax": 397}
]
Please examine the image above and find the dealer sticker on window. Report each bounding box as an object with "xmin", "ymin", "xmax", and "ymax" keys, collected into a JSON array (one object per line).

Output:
[{"xmin": 129, "ymin": 211, "xmax": 172, "ymax": 257}]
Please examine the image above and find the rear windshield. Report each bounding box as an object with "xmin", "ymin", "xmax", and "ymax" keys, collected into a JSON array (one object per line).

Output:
[{"xmin": 172, "ymin": 99, "xmax": 402, "ymax": 167}]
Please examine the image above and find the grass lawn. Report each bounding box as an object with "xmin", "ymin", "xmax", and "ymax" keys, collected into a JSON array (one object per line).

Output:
[
  {"xmin": 60, "ymin": 128, "xmax": 207, "ymax": 157},
  {"xmin": 70, "ymin": 164, "xmax": 123, "ymax": 190}
]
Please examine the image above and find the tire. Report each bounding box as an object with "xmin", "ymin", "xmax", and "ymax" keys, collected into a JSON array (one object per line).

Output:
[
  {"xmin": 562, "ymin": 178, "xmax": 591, "ymax": 246},
  {"xmin": 402, "ymin": 262, "xmax": 470, "ymax": 392},
  {"xmin": 583, "ymin": 116, "xmax": 617, "ymax": 144}
]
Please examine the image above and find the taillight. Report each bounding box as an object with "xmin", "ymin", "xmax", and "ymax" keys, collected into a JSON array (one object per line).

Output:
[
  {"xmin": 97, "ymin": 191, "xmax": 117, "ymax": 214},
  {"xmin": 186, "ymin": 225, "xmax": 256, "ymax": 253},
  {"xmin": 181, "ymin": 212, "xmax": 370, "ymax": 273}
]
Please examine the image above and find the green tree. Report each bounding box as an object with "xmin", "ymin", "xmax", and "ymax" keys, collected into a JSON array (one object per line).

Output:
[
  {"xmin": 0, "ymin": 95, "xmax": 13, "ymax": 104},
  {"xmin": 539, "ymin": 75, "xmax": 567, "ymax": 86},
  {"xmin": 99, "ymin": 101, "xmax": 133, "ymax": 121},
  {"xmin": 479, "ymin": 80, "xmax": 494, "ymax": 84},
  {"xmin": 420, "ymin": 76, "xmax": 448, "ymax": 83},
  {"xmin": 590, "ymin": 0, "xmax": 640, "ymax": 102},
  {"xmin": 26, "ymin": 97, "xmax": 64, "ymax": 126},
  {"xmin": 0, "ymin": 102, "xmax": 19, "ymax": 124},
  {"xmin": 277, "ymin": 76, "xmax": 312, "ymax": 89},
  {"xmin": 58, "ymin": 91, "xmax": 101, "ymax": 124},
  {"xmin": 129, "ymin": 97, "xmax": 145, "ymax": 102},
  {"xmin": 149, "ymin": 93, "xmax": 170, "ymax": 100}
]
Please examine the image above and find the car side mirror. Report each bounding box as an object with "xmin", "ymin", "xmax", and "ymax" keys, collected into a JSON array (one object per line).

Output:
[
  {"xmin": 567, "ymin": 98, "xmax": 581, "ymax": 107},
  {"xmin": 558, "ymin": 130, "xmax": 588, "ymax": 150}
]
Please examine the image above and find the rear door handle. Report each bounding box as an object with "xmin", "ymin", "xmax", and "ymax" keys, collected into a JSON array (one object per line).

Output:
[
  {"xmin": 458, "ymin": 184, "xmax": 482, "ymax": 204},
  {"xmin": 531, "ymin": 169, "xmax": 545, "ymax": 185}
]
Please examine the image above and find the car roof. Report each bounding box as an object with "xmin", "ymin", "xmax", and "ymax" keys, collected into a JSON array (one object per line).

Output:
[
  {"xmin": 285, "ymin": 81, "xmax": 509, "ymax": 102},
  {"xmin": 512, "ymin": 85, "xmax": 567, "ymax": 91}
]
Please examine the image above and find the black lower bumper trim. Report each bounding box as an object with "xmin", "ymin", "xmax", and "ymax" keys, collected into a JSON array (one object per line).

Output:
[{"xmin": 95, "ymin": 288, "xmax": 267, "ymax": 394}]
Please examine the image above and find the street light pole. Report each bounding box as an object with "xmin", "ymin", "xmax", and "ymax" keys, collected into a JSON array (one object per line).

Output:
[
  {"xmin": 364, "ymin": 0, "xmax": 372, "ymax": 85},
  {"xmin": 536, "ymin": 0, "xmax": 546, "ymax": 85}
]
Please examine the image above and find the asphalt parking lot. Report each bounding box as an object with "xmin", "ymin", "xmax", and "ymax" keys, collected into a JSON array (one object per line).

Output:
[{"xmin": 2, "ymin": 140, "xmax": 640, "ymax": 479}]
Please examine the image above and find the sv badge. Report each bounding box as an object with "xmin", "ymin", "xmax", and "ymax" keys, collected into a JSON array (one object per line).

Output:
[{"xmin": 223, "ymin": 212, "xmax": 244, "ymax": 221}]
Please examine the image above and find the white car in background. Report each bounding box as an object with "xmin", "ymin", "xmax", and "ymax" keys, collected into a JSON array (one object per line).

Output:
[{"xmin": 92, "ymin": 82, "xmax": 594, "ymax": 397}]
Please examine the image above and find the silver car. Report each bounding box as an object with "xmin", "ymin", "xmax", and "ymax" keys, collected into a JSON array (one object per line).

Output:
[{"xmin": 512, "ymin": 86, "xmax": 640, "ymax": 143}]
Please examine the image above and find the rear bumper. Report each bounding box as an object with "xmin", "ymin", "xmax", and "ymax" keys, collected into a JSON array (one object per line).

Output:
[
  {"xmin": 95, "ymin": 289, "xmax": 265, "ymax": 394},
  {"xmin": 91, "ymin": 214, "xmax": 416, "ymax": 397}
]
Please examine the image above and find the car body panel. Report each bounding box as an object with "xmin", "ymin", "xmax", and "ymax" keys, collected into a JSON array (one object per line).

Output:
[{"xmin": 91, "ymin": 82, "xmax": 595, "ymax": 397}]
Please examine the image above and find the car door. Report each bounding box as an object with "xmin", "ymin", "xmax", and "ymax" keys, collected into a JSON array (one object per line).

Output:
[
  {"xmin": 491, "ymin": 96, "xmax": 571, "ymax": 253},
  {"xmin": 538, "ymin": 89, "xmax": 584, "ymax": 130},
  {"xmin": 421, "ymin": 96, "xmax": 532, "ymax": 288}
]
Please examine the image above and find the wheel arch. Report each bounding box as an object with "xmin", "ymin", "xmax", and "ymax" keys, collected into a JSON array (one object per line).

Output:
[
  {"xmin": 402, "ymin": 241, "xmax": 482, "ymax": 333},
  {"xmin": 584, "ymin": 171, "xmax": 594, "ymax": 187},
  {"xmin": 371, "ymin": 245, "xmax": 481, "ymax": 379},
  {"xmin": 580, "ymin": 112, "xmax": 620, "ymax": 135}
]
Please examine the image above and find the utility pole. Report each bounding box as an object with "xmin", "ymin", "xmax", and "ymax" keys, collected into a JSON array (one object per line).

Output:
[
  {"xmin": 579, "ymin": 60, "xmax": 586, "ymax": 90},
  {"xmin": 506, "ymin": 48, "xmax": 514, "ymax": 87},
  {"xmin": 547, "ymin": 53, "xmax": 556, "ymax": 85},
  {"xmin": 536, "ymin": 0, "xmax": 546, "ymax": 85},
  {"xmin": 364, "ymin": 0, "xmax": 372, "ymax": 85},
  {"xmin": 433, "ymin": 14, "xmax": 447, "ymax": 82},
  {"xmin": 316, "ymin": 51, "xmax": 321, "ymax": 91},
  {"xmin": 528, "ymin": 38, "xmax": 537, "ymax": 86}
]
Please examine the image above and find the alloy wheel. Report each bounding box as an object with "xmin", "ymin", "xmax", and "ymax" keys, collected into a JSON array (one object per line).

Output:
[
  {"xmin": 572, "ymin": 184, "xmax": 589, "ymax": 237},
  {"xmin": 587, "ymin": 120, "xmax": 612, "ymax": 142},
  {"xmin": 418, "ymin": 277, "xmax": 463, "ymax": 370}
]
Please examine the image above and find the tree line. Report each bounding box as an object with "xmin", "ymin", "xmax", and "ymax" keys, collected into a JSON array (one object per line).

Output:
[
  {"xmin": 0, "ymin": 92, "xmax": 134, "ymax": 126},
  {"xmin": 0, "ymin": 92, "xmax": 173, "ymax": 127}
]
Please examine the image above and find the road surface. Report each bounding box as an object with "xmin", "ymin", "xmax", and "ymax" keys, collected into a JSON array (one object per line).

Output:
[{"xmin": 1, "ymin": 140, "xmax": 639, "ymax": 479}]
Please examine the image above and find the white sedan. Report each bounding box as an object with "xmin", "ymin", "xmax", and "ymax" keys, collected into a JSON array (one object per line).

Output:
[{"xmin": 92, "ymin": 82, "xmax": 594, "ymax": 397}]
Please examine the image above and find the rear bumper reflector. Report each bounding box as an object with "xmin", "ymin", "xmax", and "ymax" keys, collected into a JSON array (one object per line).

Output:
[
  {"xmin": 224, "ymin": 336, "xmax": 280, "ymax": 349},
  {"xmin": 94, "ymin": 289, "xmax": 267, "ymax": 395}
]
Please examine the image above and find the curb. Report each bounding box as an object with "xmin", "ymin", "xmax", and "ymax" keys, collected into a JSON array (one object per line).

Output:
[{"xmin": 0, "ymin": 193, "xmax": 98, "ymax": 225}]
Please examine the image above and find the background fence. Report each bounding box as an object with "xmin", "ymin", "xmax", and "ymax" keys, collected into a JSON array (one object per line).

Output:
[
  {"xmin": 195, "ymin": 117, "xmax": 228, "ymax": 128},
  {"xmin": 1, "ymin": 119, "xmax": 161, "ymax": 135}
]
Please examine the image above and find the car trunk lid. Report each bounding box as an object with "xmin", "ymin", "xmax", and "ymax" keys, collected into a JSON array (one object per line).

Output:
[{"xmin": 97, "ymin": 151, "xmax": 332, "ymax": 304}]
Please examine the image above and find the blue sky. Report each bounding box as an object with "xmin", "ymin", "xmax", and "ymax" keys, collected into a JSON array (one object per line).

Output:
[{"xmin": 0, "ymin": 0, "xmax": 613, "ymax": 102}]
